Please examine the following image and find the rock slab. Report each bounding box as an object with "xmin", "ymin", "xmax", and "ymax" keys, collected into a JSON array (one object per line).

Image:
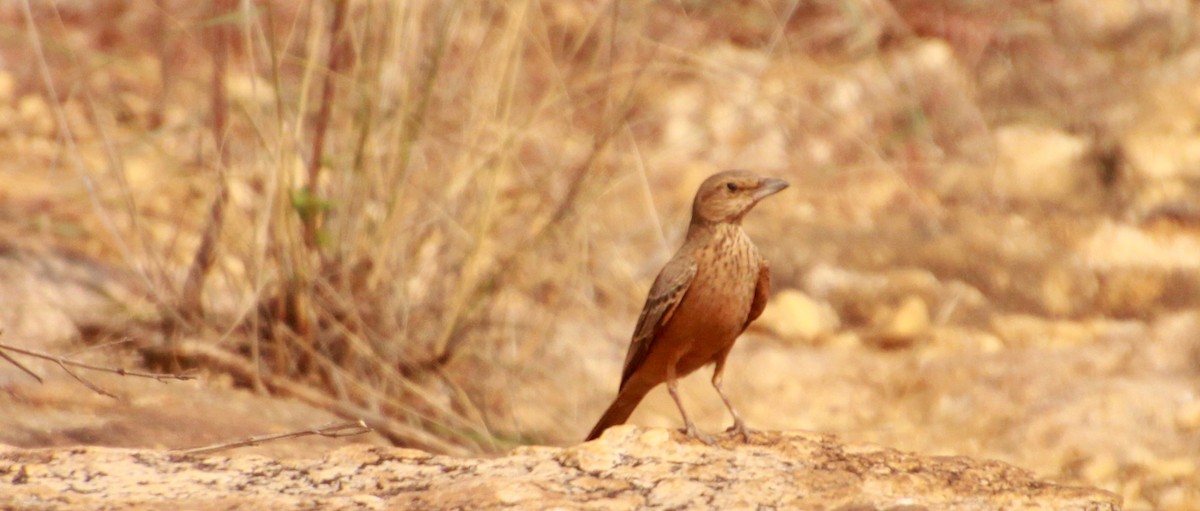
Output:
[{"xmin": 0, "ymin": 427, "xmax": 1120, "ymax": 510}]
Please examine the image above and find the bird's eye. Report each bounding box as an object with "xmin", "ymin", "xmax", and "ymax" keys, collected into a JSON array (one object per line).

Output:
[{"xmin": 726, "ymin": 182, "xmax": 738, "ymax": 192}]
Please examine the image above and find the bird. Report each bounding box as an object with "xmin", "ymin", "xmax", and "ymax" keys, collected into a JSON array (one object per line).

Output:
[{"xmin": 585, "ymin": 170, "xmax": 789, "ymax": 443}]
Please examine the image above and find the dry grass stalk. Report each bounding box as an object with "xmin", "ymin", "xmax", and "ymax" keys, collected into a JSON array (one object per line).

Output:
[
  {"xmin": 20, "ymin": 0, "xmax": 664, "ymax": 453},
  {"xmin": 0, "ymin": 339, "xmax": 196, "ymax": 400},
  {"xmin": 174, "ymin": 420, "xmax": 371, "ymax": 455}
]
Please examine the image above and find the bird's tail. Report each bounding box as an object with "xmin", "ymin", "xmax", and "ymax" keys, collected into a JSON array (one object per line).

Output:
[{"xmin": 585, "ymin": 382, "xmax": 653, "ymax": 441}]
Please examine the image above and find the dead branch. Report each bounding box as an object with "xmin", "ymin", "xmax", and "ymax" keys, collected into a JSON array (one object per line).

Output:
[
  {"xmin": 0, "ymin": 341, "xmax": 196, "ymax": 399},
  {"xmin": 174, "ymin": 420, "xmax": 371, "ymax": 455},
  {"xmin": 160, "ymin": 339, "xmax": 471, "ymax": 456},
  {"xmin": 0, "ymin": 349, "xmax": 42, "ymax": 384},
  {"xmin": 55, "ymin": 359, "xmax": 118, "ymax": 399}
]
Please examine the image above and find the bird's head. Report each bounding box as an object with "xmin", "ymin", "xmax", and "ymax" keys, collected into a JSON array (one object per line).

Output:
[{"xmin": 690, "ymin": 170, "xmax": 789, "ymax": 226}]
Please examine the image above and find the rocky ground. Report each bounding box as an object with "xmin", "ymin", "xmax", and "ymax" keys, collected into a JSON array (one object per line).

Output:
[{"xmin": 1, "ymin": 427, "xmax": 1119, "ymax": 510}]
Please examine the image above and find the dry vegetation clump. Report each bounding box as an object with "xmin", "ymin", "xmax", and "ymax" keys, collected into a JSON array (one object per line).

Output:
[{"xmin": 9, "ymin": 0, "xmax": 674, "ymax": 452}]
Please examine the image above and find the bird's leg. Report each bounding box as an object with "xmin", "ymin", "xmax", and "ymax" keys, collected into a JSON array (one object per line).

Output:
[
  {"xmin": 712, "ymin": 353, "xmax": 752, "ymax": 441},
  {"xmin": 666, "ymin": 360, "xmax": 714, "ymax": 445}
]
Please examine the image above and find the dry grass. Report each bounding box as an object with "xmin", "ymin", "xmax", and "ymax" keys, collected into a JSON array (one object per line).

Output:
[{"xmin": 12, "ymin": 0, "xmax": 679, "ymax": 453}]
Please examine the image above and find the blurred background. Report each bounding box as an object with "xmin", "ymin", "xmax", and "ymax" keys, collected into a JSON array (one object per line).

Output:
[{"xmin": 1, "ymin": 0, "xmax": 1198, "ymax": 508}]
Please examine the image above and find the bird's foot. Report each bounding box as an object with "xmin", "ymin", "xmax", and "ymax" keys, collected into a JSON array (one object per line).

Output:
[
  {"xmin": 725, "ymin": 420, "xmax": 753, "ymax": 442},
  {"xmin": 681, "ymin": 422, "xmax": 716, "ymax": 446}
]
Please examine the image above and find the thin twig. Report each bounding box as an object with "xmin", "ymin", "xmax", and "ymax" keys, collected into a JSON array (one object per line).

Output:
[
  {"xmin": 0, "ymin": 336, "xmax": 42, "ymax": 384},
  {"xmin": 0, "ymin": 342, "xmax": 196, "ymax": 384},
  {"xmin": 64, "ymin": 336, "xmax": 133, "ymax": 358},
  {"xmin": 55, "ymin": 360, "xmax": 117, "ymax": 399},
  {"xmin": 0, "ymin": 329, "xmax": 42, "ymax": 383},
  {"xmin": 174, "ymin": 420, "xmax": 372, "ymax": 455},
  {"xmin": 161, "ymin": 340, "xmax": 469, "ymax": 455}
]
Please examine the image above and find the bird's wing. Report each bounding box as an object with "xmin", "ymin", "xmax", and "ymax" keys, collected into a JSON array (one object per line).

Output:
[
  {"xmin": 618, "ymin": 255, "xmax": 697, "ymax": 390},
  {"xmin": 744, "ymin": 258, "xmax": 770, "ymax": 329}
]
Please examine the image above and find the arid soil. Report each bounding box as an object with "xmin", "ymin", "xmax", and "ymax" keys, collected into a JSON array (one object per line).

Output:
[
  {"xmin": 1, "ymin": 427, "xmax": 1120, "ymax": 510},
  {"xmin": 2, "ymin": 1, "xmax": 1200, "ymax": 510}
]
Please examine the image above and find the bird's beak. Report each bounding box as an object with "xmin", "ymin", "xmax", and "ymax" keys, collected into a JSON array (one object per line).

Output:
[{"xmin": 752, "ymin": 177, "xmax": 789, "ymax": 201}]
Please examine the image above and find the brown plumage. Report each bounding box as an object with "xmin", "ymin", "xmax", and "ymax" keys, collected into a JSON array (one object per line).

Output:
[{"xmin": 585, "ymin": 170, "xmax": 789, "ymax": 443}]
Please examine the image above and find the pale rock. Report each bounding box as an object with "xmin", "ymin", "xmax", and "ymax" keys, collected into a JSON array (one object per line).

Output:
[
  {"xmin": 1123, "ymin": 127, "xmax": 1200, "ymax": 181},
  {"xmin": 890, "ymin": 295, "xmax": 931, "ymax": 337},
  {"xmin": 1150, "ymin": 457, "xmax": 1197, "ymax": 480},
  {"xmin": 495, "ymin": 483, "xmax": 541, "ymax": 505},
  {"xmin": 349, "ymin": 495, "xmax": 385, "ymax": 510},
  {"xmin": 1082, "ymin": 453, "xmax": 1121, "ymax": 483},
  {"xmin": 1127, "ymin": 179, "xmax": 1199, "ymax": 222},
  {"xmin": 755, "ymin": 289, "xmax": 840, "ymax": 343},
  {"xmin": 990, "ymin": 314, "xmax": 1117, "ymax": 349},
  {"xmin": 1158, "ymin": 486, "xmax": 1192, "ymax": 511},
  {"xmin": 993, "ymin": 124, "xmax": 1089, "ymax": 201},
  {"xmin": 1174, "ymin": 401, "xmax": 1200, "ymax": 432},
  {"xmin": 0, "ymin": 245, "xmax": 146, "ymax": 348},
  {"xmin": 17, "ymin": 94, "xmax": 56, "ymax": 138},
  {"xmin": 826, "ymin": 331, "xmax": 863, "ymax": 350},
  {"xmin": 647, "ymin": 479, "xmax": 710, "ymax": 508},
  {"xmin": 929, "ymin": 327, "xmax": 1004, "ymax": 354},
  {"xmin": 1082, "ymin": 220, "xmax": 1200, "ymax": 270},
  {"xmin": 636, "ymin": 427, "xmax": 672, "ymax": 446},
  {"xmin": 1120, "ymin": 80, "xmax": 1200, "ymax": 183},
  {"xmin": 978, "ymin": 334, "xmax": 1005, "ymax": 353},
  {"xmin": 0, "ymin": 430, "xmax": 1121, "ymax": 510},
  {"xmin": 871, "ymin": 294, "xmax": 930, "ymax": 348},
  {"xmin": 1055, "ymin": 0, "xmax": 1191, "ymax": 44},
  {"xmin": 0, "ymin": 72, "xmax": 15, "ymax": 102},
  {"xmin": 1040, "ymin": 265, "xmax": 1098, "ymax": 317},
  {"xmin": 555, "ymin": 435, "xmax": 621, "ymax": 473},
  {"xmin": 225, "ymin": 73, "xmax": 278, "ymax": 106}
]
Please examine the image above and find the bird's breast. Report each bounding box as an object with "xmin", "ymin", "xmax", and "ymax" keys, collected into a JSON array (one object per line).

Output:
[{"xmin": 668, "ymin": 226, "xmax": 760, "ymax": 345}]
